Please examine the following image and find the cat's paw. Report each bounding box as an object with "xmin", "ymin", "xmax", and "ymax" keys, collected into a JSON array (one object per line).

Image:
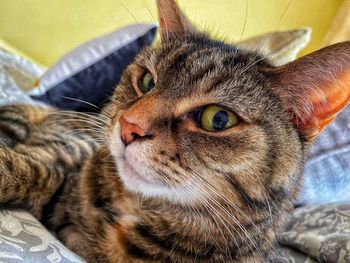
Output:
[
  {"xmin": 0, "ymin": 146, "xmax": 13, "ymax": 194},
  {"xmin": 0, "ymin": 105, "xmax": 31, "ymax": 147}
]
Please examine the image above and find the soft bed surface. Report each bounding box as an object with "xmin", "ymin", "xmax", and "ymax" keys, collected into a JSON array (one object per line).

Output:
[
  {"xmin": 1, "ymin": 204, "xmax": 349, "ymax": 262},
  {"xmin": 1, "ymin": 31, "xmax": 350, "ymax": 263},
  {"xmin": 0, "ymin": 210, "xmax": 84, "ymax": 263},
  {"xmin": 271, "ymin": 202, "xmax": 350, "ymax": 262}
]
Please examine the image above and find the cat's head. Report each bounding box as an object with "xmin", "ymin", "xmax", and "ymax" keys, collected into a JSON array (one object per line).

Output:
[{"xmin": 106, "ymin": 0, "xmax": 350, "ymax": 220}]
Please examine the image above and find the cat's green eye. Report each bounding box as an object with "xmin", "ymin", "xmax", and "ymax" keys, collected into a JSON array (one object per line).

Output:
[
  {"xmin": 197, "ymin": 105, "xmax": 239, "ymax": 132},
  {"xmin": 139, "ymin": 72, "xmax": 155, "ymax": 93}
]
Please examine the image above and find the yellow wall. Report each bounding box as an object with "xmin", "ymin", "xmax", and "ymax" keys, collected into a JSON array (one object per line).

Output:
[{"xmin": 0, "ymin": 0, "xmax": 343, "ymax": 66}]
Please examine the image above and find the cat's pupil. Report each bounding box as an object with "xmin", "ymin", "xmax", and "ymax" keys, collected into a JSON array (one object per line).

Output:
[
  {"xmin": 147, "ymin": 78, "xmax": 155, "ymax": 90},
  {"xmin": 212, "ymin": 111, "xmax": 228, "ymax": 130},
  {"xmin": 140, "ymin": 72, "xmax": 155, "ymax": 93}
]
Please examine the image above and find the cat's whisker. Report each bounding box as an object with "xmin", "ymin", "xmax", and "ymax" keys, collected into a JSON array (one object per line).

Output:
[
  {"xmin": 44, "ymin": 117, "xmax": 107, "ymax": 129},
  {"xmin": 279, "ymin": 0, "xmax": 293, "ymax": 23},
  {"xmin": 47, "ymin": 118, "xmax": 107, "ymax": 128},
  {"xmin": 58, "ymin": 96, "xmax": 102, "ymax": 110},
  {"xmin": 188, "ymin": 178, "xmax": 255, "ymax": 257},
  {"xmin": 59, "ymin": 129, "xmax": 107, "ymax": 140},
  {"xmin": 46, "ymin": 118, "xmax": 107, "ymax": 130},
  {"xmin": 189, "ymin": 175, "xmax": 261, "ymax": 257},
  {"xmin": 120, "ymin": 1, "xmax": 158, "ymax": 39},
  {"xmin": 207, "ymin": 188, "xmax": 276, "ymax": 254},
  {"xmin": 120, "ymin": 3, "xmax": 144, "ymax": 33},
  {"xmin": 188, "ymin": 167, "xmax": 269, "ymax": 256},
  {"xmin": 263, "ymin": 192, "xmax": 273, "ymax": 221},
  {"xmin": 184, "ymin": 172, "xmax": 251, "ymax": 245},
  {"xmin": 18, "ymin": 108, "xmax": 109, "ymax": 128},
  {"xmin": 153, "ymin": 165, "xmax": 246, "ymax": 253},
  {"xmin": 45, "ymin": 121, "xmax": 106, "ymax": 131},
  {"xmin": 238, "ymin": 0, "xmax": 294, "ymax": 74},
  {"xmin": 56, "ymin": 138, "xmax": 103, "ymax": 151},
  {"xmin": 47, "ymin": 111, "xmax": 109, "ymax": 123},
  {"xmin": 200, "ymin": 205, "xmax": 228, "ymax": 255},
  {"xmin": 142, "ymin": 1, "xmax": 157, "ymax": 24},
  {"xmin": 199, "ymin": 176, "xmax": 274, "ymax": 247},
  {"xmin": 239, "ymin": 0, "xmax": 249, "ymax": 41},
  {"xmin": 201, "ymin": 205, "xmax": 241, "ymax": 256},
  {"xmin": 165, "ymin": 178, "xmax": 236, "ymax": 256},
  {"xmin": 198, "ymin": 201, "xmax": 237, "ymax": 256}
]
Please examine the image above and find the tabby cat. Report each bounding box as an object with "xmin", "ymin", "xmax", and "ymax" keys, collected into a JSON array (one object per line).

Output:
[{"xmin": 1, "ymin": 0, "xmax": 350, "ymax": 262}]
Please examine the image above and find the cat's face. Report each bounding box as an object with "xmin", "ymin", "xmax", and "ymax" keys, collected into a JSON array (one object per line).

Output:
[
  {"xmin": 107, "ymin": 33, "xmax": 302, "ymax": 209},
  {"xmin": 105, "ymin": 0, "xmax": 350, "ymax": 213}
]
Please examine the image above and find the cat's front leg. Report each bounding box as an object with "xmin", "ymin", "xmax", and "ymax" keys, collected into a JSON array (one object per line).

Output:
[
  {"xmin": 0, "ymin": 146, "xmax": 64, "ymax": 218},
  {"xmin": 0, "ymin": 104, "xmax": 53, "ymax": 147},
  {"xmin": 0, "ymin": 104, "xmax": 64, "ymax": 217}
]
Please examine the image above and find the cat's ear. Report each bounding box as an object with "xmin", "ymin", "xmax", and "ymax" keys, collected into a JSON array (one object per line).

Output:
[
  {"xmin": 156, "ymin": 0, "xmax": 196, "ymax": 39},
  {"xmin": 267, "ymin": 42, "xmax": 350, "ymax": 141}
]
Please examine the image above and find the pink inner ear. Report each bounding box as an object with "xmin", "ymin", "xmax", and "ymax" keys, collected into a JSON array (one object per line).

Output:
[
  {"xmin": 158, "ymin": 15, "xmax": 183, "ymax": 34},
  {"xmin": 156, "ymin": 0, "xmax": 195, "ymax": 38},
  {"xmin": 298, "ymin": 69, "xmax": 350, "ymax": 139},
  {"xmin": 270, "ymin": 42, "xmax": 350, "ymax": 141}
]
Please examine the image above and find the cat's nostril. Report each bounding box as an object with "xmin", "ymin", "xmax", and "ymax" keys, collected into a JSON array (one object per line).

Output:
[
  {"xmin": 130, "ymin": 132, "xmax": 153, "ymax": 141},
  {"xmin": 144, "ymin": 132, "xmax": 154, "ymax": 140},
  {"xmin": 131, "ymin": 132, "xmax": 141, "ymax": 141},
  {"xmin": 126, "ymin": 131, "xmax": 153, "ymax": 145},
  {"xmin": 119, "ymin": 116, "xmax": 153, "ymax": 146}
]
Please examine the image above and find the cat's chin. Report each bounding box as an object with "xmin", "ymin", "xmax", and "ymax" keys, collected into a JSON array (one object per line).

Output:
[
  {"xmin": 116, "ymin": 157, "xmax": 172, "ymax": 198},
  {"xmin": 115, "ymin": 157, "xmax": 200, "ymax": 204},
  {"xmin": 118, "ymin": 157, "xmax": 155, "ymax": 187}
]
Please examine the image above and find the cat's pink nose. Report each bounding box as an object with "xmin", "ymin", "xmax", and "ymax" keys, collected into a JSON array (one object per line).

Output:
[{"xmin": 119, "ymin": 116, "xmax": 153, "ymax": 146}]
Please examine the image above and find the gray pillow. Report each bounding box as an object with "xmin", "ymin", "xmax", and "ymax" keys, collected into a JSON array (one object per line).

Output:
[
  {"xmin": 0, "ymin": 46, "xmax": 44, "ymax": 106},
  {"xmin": 275, "ymin": 202, "xmax": 350, "ymax": 263},
  {"xmin": 29, "ymin": 24, "xmax": 157, "ymax": 112},
  {"xmin": 0, "ymin": 210, "xmax": 84, "ymax": 263},
  {"xmin": 298, "ymin": 105, "xmax": 350, "ymax": 205}
]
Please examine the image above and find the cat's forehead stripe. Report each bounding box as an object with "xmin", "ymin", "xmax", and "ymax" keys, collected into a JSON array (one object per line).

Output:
[{"xmin": 154, "ymin": 34, "xmax": 242, "ymax": 67}]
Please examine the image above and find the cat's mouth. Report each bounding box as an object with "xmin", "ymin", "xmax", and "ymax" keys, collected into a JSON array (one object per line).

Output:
[
  {"xmin": 109, "ymin": 122, "xmax": 166, "ymax": 194},
  {"xmin": 118, "ymin": 155, "xmax": 155, "ymax": 186}
]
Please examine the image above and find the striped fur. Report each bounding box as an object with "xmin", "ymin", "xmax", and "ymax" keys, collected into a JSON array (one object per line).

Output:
[
  {"xmin": 0, "ymin": 34, "xmax": 302, "ymax": 262},
  {"xmin": 1, "ymin": 0, "xmax": 350, "ymax": 262}
]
